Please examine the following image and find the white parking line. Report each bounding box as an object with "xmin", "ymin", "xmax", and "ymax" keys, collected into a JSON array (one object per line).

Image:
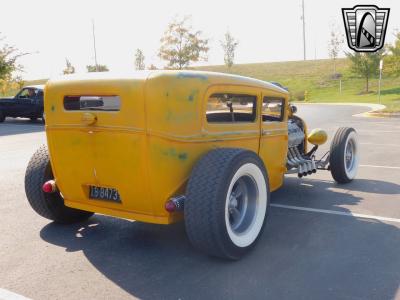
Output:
[
  {"xmin": 360, "ymin": 143, "xmax": 400, "ymax": 147},
  {"xmin": 357, "ymin": 130, "xmax": 399, "ymax": 133},
  {"xmin": 0, "ymin": 288, "xmax": 31, "ymax": 300},
  {"xmin": 360, "ymin": 164, "xmax": 400, "ymax": 170},
  {"xmin": 270, "ymin": 204, "xmax": 400, "ymax": 224}
]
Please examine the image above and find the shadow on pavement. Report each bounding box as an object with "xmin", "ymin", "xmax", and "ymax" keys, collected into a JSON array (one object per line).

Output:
[
  {"xmin": 0, "ymin": 118, "xmax": 44, "ymax": 136},
  {"xmin": 40, "ymin": 179, "xmax": 400, "ymax": 300}
]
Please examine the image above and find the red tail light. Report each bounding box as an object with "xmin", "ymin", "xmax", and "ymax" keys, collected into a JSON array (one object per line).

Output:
[
  {"xmin": 42, "ymin": 180, "xmax": 56, "ymax": 193},
  {"xmin": 165, "ymin": 200, "xmax": 177, "ymax": 213}
]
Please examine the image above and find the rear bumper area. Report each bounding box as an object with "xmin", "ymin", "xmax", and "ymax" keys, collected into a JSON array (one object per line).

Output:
[{"xmin": 64, "ymin": 199, "xmax": 182, "ymax": 224}]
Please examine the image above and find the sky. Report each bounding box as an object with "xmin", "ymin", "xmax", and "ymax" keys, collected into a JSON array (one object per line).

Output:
[{"xmin": 1, "ymin": 0, "xmax": 399, "ymax": 80}]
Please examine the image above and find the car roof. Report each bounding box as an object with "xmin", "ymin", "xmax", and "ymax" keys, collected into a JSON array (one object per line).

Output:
[
  {"xmin": 24, "ymin": 85, "xmax": 45, "ymax": 90},
  {"xmin": 48, "ymin": 71, "xmax": 289, "ymax": 94}
]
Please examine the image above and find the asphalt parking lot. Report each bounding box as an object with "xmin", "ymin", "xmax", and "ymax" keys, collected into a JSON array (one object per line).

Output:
[{"xmin": 0, "ymin": 104, "xmax": 399, "ymax": 300}]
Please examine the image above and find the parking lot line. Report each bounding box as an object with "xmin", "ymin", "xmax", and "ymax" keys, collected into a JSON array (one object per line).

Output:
[
  {"xmin": 360, "ymin": 164, "xmax": 400, "ymax": 170},
  {"xmin": 270, "ymin": 204, "xmax": 400, "ymax": 224},
  {"xmin": 360, "ymin": 142, "xmax": 400, "ymax": 147},
  {"xmin": 0, "ymin": 288, "xmax": 31, "ymax": 300},
  {"xmin": 357, "ymin": 130, "xmax": 399, "ymax": 133}
]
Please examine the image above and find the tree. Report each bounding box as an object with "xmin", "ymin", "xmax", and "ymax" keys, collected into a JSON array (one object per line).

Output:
[
  {"xmin": 327, "ymin": 25, "xmax": 344, "ymax": 74},
  {"xmin": 134, "ymin": 49, "xmax": 145, "ymax": 70},
  {"xmin": 385, "ymin": 31, "xmax": 400, "ymax": 76},
  {"xmin": 86, "ymin": 64, "xmax": 109, "ymax": 72},
  {"xmin": 346, "ymin": 51, "xmax": 384, "ymax": 92},
  {"xmin": 159, "ymin": 16, "xmax": 209, "ymax": 69},
  {"xmin": 63, "ymin": 58, "xmax": 75, "ymax": 74},
  {"xmin": 220, "ymin": 31, "xmax": 239, "ymax": 69},
  {"xmin": 0, "ymin": 33, "xmax": 27, "ymax": 81}
]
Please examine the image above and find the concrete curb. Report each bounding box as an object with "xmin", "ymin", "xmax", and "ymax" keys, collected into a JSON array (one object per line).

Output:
[{"xmin": 293, "ymin": 102, "xmax": 388, "ymax": 118}]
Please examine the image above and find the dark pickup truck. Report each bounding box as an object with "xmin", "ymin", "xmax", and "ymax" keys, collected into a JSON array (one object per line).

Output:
[{"xmin": 0, "ymin": 85, "xmax": 45, "ymax": 123}]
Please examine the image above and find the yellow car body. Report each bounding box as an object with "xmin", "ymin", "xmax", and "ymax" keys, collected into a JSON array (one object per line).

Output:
[{"xmin": 44, "ymin": 71, "xmax": 298, "ymax": 225}]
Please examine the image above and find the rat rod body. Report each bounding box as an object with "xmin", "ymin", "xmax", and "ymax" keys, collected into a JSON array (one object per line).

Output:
[{"xmin": 25, "ymin": 71, "xmax": 359, "ymax": 259}]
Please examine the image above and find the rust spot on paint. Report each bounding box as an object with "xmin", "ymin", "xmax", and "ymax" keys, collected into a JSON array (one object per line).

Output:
[
  {"xmin": 156, "ymin": 146, "xmax": 188, "ymax": 161},
  {"xmin": 178, "ymin": 153, "xmax": 188, "ymax": 160},
  {"xmin": 177, "ymin": 72, "xmax": 208, "ymax": 81},
  {"xmin": 188, "ymin": 90, "xmax": 199, "ymax": 102}
]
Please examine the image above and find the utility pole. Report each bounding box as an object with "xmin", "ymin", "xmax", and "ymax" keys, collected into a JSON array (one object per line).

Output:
[
  {"xmin": 301, "ymin": 0, "xmax": 306, "ymax": 60},
  {"xmin": 92, "ymin": 19, "xmax": 99, "ymax": 71},
  {"xmin": 378, "ymin": 59, "xmax": 383, "ymax": 104}
]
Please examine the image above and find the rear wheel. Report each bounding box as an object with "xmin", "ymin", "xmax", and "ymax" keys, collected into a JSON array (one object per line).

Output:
[
  {"xmin": 329, "ymin": 127, "xmax": 359, "ymax": 183},
  {"xmin": 184, "ymin": 148, "xmax": 269, "ymax": 260},
  {"xmin": 25, "ymin": 145, "xmax": 94, "ymax": 223}
]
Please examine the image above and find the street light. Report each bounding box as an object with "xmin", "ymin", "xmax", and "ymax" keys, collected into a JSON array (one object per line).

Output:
[{"xmin": 378, "ymin": 59, "xmax": 383, "ymax": 105}]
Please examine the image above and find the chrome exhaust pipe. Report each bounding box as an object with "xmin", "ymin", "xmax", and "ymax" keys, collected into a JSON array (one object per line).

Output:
[
  {"xmin": 290, "ymin": 148, "xmax": 309, "ymax": 176},
  {"xmin": 294, "ymin": 148, "xmax": 313, "ymax": 175},
  {"xmin": 289, "ymin": 148, "xmax": 307, "ymax": 177},
  {"xmin": 311, "ymin": 158, "xmax": 317, "ymax": 173}
]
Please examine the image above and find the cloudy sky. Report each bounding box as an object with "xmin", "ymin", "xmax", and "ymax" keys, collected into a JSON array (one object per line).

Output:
[{"xmin": 1, "ymin": 0, "xmax": 399, "ymax": 79}]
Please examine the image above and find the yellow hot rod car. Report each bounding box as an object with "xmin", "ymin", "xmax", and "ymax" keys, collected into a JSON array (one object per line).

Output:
[{"xmin": 25, "ymin": 71, "xmax": 359, "ymax": 259}]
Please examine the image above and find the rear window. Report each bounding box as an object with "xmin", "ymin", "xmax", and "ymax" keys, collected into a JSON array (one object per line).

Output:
[
  {"xmin": 64, "ymin": 95, "xmax": 121, "ymax": 111},
  {"xmin": 206, "ymin": 93, "xmax": 256, "ymax": 123}
]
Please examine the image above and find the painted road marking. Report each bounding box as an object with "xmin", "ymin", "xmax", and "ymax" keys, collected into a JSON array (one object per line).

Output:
[
  {"xmin": 360, "ymin": 142, "xmax": 400, "ymax": 147},
  {"xmin": 0, "ymin": 288, "xmax": 31, "ymax": 300},
  {"xmin": 271, "ymin": 204, "xmax": 400, "ymax": 224},
  {"xmin": 360, "ymin": 164, "xmax": 400, "ymax": 170},
  {"xmin": 357, "ymin": 130, "xmax": 399, "ymax": 133}
]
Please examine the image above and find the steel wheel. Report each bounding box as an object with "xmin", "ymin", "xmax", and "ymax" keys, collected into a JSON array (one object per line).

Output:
[
  {"xmin": 225, "ymin": 163, "xmax": 267, "ymax": 248},
  {"xmin": 343, "ymin": 131, "xmax": 359, "ymax": 179},
  {"xmin": 330, "ymin": 127, "xmax": 359, "ymax": 183}
]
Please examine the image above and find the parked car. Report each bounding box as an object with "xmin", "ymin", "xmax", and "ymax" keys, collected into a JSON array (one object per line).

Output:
[
  {"xmin": 24, "ymin": 71, "xmax": 359, "ymax": 259},
  {"xmin": 0, "ymin": 85, "xmax": 45, "ymax": 122}
]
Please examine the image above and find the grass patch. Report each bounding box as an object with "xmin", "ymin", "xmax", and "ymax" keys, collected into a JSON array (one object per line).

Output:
[
  {"xmin": 2, "ymin": 59, "xmax": 400, "ymax": 112},
  {"xmin": 198, "ymin": 58, "xmax": 400, "ymax": 112}
]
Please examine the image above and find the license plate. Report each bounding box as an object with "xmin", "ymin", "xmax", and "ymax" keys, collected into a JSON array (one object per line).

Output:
[{"xmin": 89, "ymin": 186, "xmax": 121, "ymax": 202}]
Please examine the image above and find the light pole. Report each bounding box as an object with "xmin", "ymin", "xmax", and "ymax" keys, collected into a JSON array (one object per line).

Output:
[
  {"xmin": 301, "ymin": 0, "xmax": 306, "ymax": 60},
  {"xmin": 378, "ymin": 59, "xmax": 383, "ymax": 105},
  {"xmin": 92, "ymin": 19, "xmax": 99, "ymax": 71}
]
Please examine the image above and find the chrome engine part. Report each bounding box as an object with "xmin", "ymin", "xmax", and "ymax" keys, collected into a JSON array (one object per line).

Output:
[
  {"xmin": 287, "ymin": 119, "xmax": 316, "ymax": 177},
  {"xmin": 288, "ymin": 120, "xmax": 305, "ymax": 148},
  {"xmin": 287, "ymin": 147, "xmax": 317, "ymax": 178}
]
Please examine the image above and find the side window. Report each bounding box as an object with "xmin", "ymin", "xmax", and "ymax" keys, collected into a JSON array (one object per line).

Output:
[
  {"xmin": 262, "ymin": 97, "xmax": 285, "ymax": 122},
  {"xmin": 64, "ymin": 95, "xmax": 121, "ymax": 111},
  {"xmin": 206, "ymin": 93, "xmax": 257, "ymax": 123},
  {"xmin": 16, "ymin": 89, "xmax": 29, "ymax": 98}
]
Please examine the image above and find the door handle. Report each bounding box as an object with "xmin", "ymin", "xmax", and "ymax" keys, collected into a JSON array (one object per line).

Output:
[
  {"xmin": 81, "ymin": 112, "xmax": 97, "ymax": 125},
  {"xmin": 262, "ymin": 129, "xmax": 270, "ymax": 136}
]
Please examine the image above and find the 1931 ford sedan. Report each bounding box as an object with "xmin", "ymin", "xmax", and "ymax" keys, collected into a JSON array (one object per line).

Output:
[{"xmin": 25, "ymin": 71, "xmax": 359, "ymax": 259}]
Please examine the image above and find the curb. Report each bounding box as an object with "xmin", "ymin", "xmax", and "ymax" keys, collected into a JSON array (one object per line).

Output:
[{"xmin": 293, "ymin": 102, "xmax": 389, "ymax": 118}]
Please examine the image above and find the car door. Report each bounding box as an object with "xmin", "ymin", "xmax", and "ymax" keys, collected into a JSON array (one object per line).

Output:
[
  {"xmin": 258, "ymin": 93, "xmax": 288, "ymax": 191},
  {"xmin": 14, "ymin": 88, "xmax": 37, "ymax": 117}
]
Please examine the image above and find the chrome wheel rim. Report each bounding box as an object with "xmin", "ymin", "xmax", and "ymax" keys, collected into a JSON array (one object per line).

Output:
[
  {"xmin": 227, "ymin": 175, "xmax": 258, "ymax": 234},
  {"xmin": 345, "ymin": 138, "xmax": 355, "ymax": 172}
]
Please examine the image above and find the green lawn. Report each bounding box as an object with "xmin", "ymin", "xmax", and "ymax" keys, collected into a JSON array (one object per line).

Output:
[
  {"xmin": 3, "ymin": 58, "xmax": 400, "ymax": 112},
  {"xmin": 197, "ymin": 58, "xmax": 400, "ymax": 112}
]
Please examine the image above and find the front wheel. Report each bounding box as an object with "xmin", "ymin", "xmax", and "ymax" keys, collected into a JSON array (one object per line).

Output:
[
  {"xmin": 25, "ymin": 145, "xmax": 94, "ymax": 223},
  {"xmin": 184, "ymin": 148, "xmax": 269, "ymax": 260},
  {"xmin": 329, "ymin": 127, "xmax": 359, "ymax": 184}
]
